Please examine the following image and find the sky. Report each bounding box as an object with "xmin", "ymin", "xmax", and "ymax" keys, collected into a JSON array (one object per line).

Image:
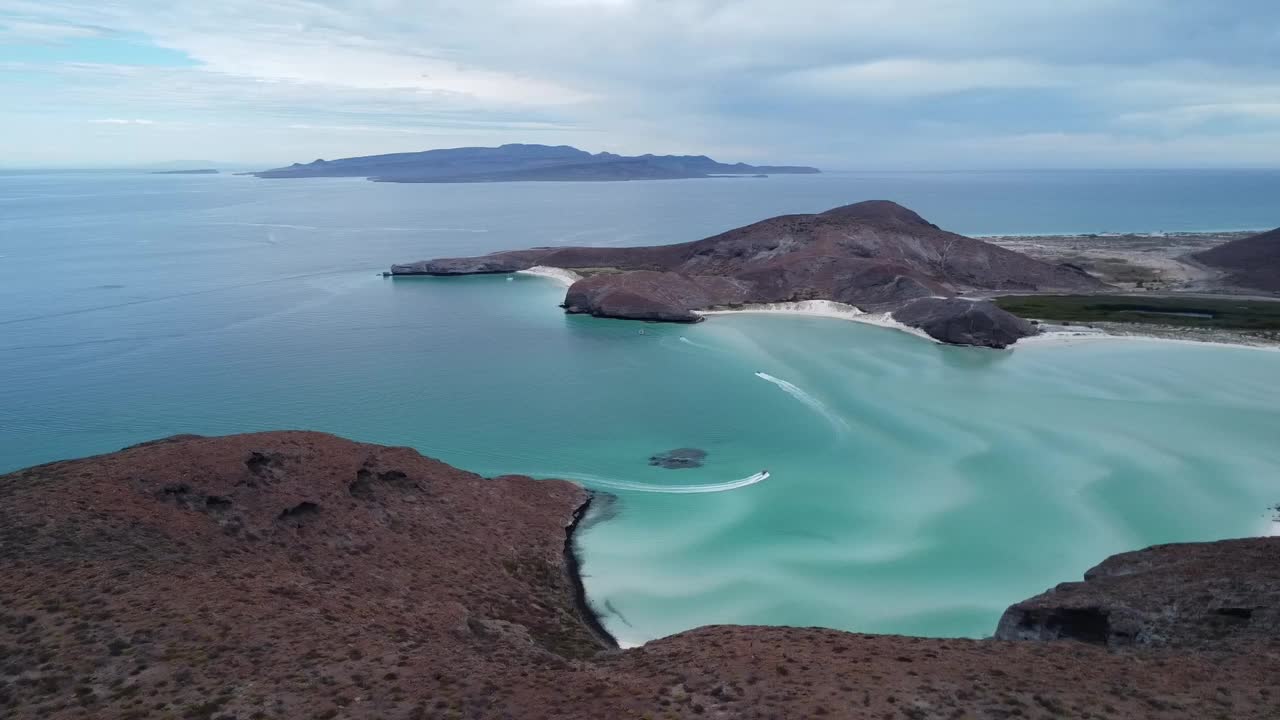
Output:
[{"xmin": 1, "ymin": 1, "xmax": 1279, "ymax": 169}]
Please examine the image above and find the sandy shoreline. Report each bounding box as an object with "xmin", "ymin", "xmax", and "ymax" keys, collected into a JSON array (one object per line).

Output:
[
  {"xmin": 697, "ymin": 300, "xmax": 937, "ymax": 342},
  {"xmin": 1019, "ymin": 329, "xmax": 1280, "ymax": 353},
  {"xmin": 517, "ymin": 265, "xmax": 583, "ymax": 286},
  {"xmin": 517, "ymin": 267, "xmax": 1277, "ymax": 352}
]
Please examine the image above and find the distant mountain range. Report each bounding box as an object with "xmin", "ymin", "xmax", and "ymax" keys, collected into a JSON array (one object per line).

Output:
[
  {"xmin": 150, "ymin": 168, "xmax": 219, "ymax": 175},
  {"xmin": 252, "ymin": 143, "xmax": 821, "ymax": 183}
]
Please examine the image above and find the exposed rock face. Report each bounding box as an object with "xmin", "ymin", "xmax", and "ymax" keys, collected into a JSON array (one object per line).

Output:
[
  {"xmin": 997, "ymin": 537, "xmax": 1280, "ymax": 649},
  {"xmin": 562, "ymin": 271, "xmax": 750, "ymax": 322},
  {"xmin": 1194, "ymin": 227, "xmax": 1280, "ymax": 292},
  {"xmin": 893, "ymin": 297, "xmax": 1037, "ymax": 349},
  {"xmin": 393, "ymin": 200, "xmax": 1107, "ymax": 346},
  {"xmin": 4, "ymin": 432, "xmax": 1280, "ymax": 719}
]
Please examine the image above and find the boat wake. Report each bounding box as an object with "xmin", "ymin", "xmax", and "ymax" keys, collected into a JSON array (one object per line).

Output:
[
  {"xmin": 754, "ymin": 372, "xmax": 849, "ymax": 432},
  {"xmin": 678, "ymin": 336, "xmax": 718, "ymax": 351},
  {"xmin": 545, "ymin": 470, "xmax": 770, "ymax": 494}
]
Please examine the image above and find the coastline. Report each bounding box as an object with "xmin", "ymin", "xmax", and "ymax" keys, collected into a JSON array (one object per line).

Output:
[
  {"xmin": 517, "ymin": 265, "xmax": 583, "ymax": 286},
  {"xmin": 1019, "ymin": 328, "xmax": 1280, "ymax": 353},
  {"xmin": 974, "ymin": 228, "xmax": 1269, "ymax": 239},
  {"xmin": 699, "ymin": 302, "xmax": 1280, "ymax": 352},
  {"xmin": 517, "ymin": 267, "xmax": 1278, "ymax": 352},
  {"xmin": 697, "ymin": 300, "xmax": 937, "ymax": 343},
  {"xmin": 563, "ymin": 493, "xmax": 620, "ymax": 651}
]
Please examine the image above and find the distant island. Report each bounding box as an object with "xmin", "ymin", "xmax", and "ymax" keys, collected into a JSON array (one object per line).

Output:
[
  {"xmin": 252, "ymin": 143, "xmax": 820, "ymax": 183},
  {"xmin": 149, "ymin": 168, "xmax": 219, "ymax": 175}
]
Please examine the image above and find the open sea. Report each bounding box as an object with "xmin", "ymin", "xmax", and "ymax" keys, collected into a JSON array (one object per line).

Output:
[{"xmin": 2, "ymin": 168, "xmax": 1279, "ymax": 646}]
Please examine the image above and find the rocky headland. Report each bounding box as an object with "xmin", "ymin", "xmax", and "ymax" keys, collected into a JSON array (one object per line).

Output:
[
  {"xmin": 4, "ymin": 431, "xmax": 1279, "ymax": 719},
  {"xmin": 392, "ymin": 200, "xmax": 1108, "ymax": 348}
]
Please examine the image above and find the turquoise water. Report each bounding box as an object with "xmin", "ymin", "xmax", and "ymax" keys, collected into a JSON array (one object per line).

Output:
[{"xmin": 3, "ymin": 170, "xmax": 1279, "ymax": 645}]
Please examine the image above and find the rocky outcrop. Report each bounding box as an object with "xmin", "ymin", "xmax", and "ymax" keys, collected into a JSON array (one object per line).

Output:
[
  {"xmin": 1193, "ymin": 227, "xmax": 1280, "ymax": 293},
  {"xmin": 893, "ymin": 297, "xmax": 1037, "ymax": 349},
  {"xmin": 393, "ymin": 200, "xmax": 1108, "ymax": 347},
  {"xmin": 997, "ymin": 537, "xmax": 1280, "ymax": 649},
  {"xmin": 648, "ymin": 448, "xmax": 707, "ymax": 469},
  {"xmin": 5, "ymin": 432, "xmax": 1279, "ymax": 719},
  {"xmin": 562, "ymin": 271, "xmax": 751, "ymax": 322}
]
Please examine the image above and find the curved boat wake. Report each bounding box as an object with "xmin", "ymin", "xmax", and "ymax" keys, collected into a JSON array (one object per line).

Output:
[
  {"xmin": 678, "ymin": 336, "xmax": 718, "ymax": 351},
  {"xmin": 543, "ymin": 470, "xmax": 770, "ymax": 494},
  {"xmin": 754, "ymin": 372, "xmax": 850, "ymax": 432}
]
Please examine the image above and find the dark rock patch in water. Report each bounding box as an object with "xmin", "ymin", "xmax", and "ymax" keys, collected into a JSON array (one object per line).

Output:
[{"xmin": 648, "ymin": 447, "xmax": 707, "ymax": 469}]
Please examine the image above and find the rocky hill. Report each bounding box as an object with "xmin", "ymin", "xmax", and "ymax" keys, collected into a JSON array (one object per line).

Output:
[
  {"xmin": 999, "ymin": 536, "xmax": 1280, "ymax": 649},
  {"xmin": 392, "ymin": 200, "xmax": 1108, "ymax": 347},
  {"xmin": 3, "ymin": 432, "xmax": 1278, "ymax": 719},
  {"xmin": 252, "ymin": 143, "xmax": 819, "ymax": 183},
  {"xmin": 1194, "ymin": 227, "xmax": 1280, "ymax": 292}
]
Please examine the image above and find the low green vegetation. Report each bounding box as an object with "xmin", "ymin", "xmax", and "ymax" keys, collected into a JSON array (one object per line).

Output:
[{"xmin": 995, "ymin": 295, "xmax": 1280, "ymax": 331}]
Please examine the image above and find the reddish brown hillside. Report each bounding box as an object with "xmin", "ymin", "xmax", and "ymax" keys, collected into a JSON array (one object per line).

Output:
[
  {"xmin": 392, "ymin": 201, "xmax": 1106, "ymax": 347},
  {"xmin": 3, "ymin": 432, "xmax": 1279, "ymax": 719}
]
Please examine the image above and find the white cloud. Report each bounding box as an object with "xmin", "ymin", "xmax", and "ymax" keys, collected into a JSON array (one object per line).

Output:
[
  {"xmin": 0, "ymin": 18, "xmax": 102, "ymax": 42},
  {"xmin": 1117, "ymin": 103, "xmax": 1280, "ymax": 131},
  {"xmin": 2, "ymin": 0, "xmax": 1279, "ymax": 166},
  {"xmin": 778, "ymin": 58, "xmax": 1062, "ymax": 99}
]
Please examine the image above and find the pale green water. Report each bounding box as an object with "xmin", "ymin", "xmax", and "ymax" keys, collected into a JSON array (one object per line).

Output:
[
  {"xmin": 2, "ymin": 171, "xmax": 1278, "ymax": 646},
  {"xmin": 570, "ymin": 311, "xmax": 1280, "ymax": 644}
]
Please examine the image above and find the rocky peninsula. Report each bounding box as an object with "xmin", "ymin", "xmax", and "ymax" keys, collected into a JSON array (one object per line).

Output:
[
  {"xmin": 392, "ymin": 200, "xmax": 1107, "ymax": 348},
  {"xmin": 4, "ymin": 431, "xmax": 1279, "ymax": 719}
]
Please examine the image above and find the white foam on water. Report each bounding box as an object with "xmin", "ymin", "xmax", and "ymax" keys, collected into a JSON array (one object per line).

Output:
[
  {"xmin": 678, "ymin": 336, "xmax": 718, "ymax": 351},
  {"xmin": 543, "ymin": 470, "xmax": 770, "ymax": 494},
  {"xmin": 754, "ymin": 372, "xmax": 850, "ymax": 433}
]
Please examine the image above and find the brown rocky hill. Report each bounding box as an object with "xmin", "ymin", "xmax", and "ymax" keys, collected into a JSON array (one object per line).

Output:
[
  {"xmin": 4, "ymin": 432, "xmax": 1280, "ymax": 719},
  {"xmin": 999, "ymin": 537, "xmax": 1280, "ymax": 649},
  {"xmin": 392, "ymin": 201, "xmax": 1107, "ymax": 347},
  {"xmin": 1194, "ymin": 227, "xmax": 1280, "ymax": 292}
]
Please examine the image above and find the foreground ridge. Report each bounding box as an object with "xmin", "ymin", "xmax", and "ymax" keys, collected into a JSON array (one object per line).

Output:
[
  {"xmin": 392, "ymin": 200, "xmax": 1109, "ymax": 348},
  {"xmin": 3, "ymin": 431, "xmax": 1279, "ymax": 719}
]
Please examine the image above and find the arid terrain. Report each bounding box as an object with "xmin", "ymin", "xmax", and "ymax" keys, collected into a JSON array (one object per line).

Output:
[
  {"xmin": 393, "ymin": 201, "xmax": 1106, "ymax": 347},
  {"xmin": 4, "ymin": 432, "xmax": 1279, "ymax": 719},
  {"xmin": 982, "ymin": 231, "xmax": 1261, "ymax": 294}
]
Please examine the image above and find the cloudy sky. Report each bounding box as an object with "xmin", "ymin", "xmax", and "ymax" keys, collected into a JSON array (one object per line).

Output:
[{"xmin": 2, "ymin": 1, "xmax": 1279, "ymax": 168}]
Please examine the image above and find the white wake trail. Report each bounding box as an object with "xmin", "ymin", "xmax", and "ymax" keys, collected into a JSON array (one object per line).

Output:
[
  {"xmin": 678, "ymin": 336, "xmax": 718, "ymax": 351},
  {"xmin": 544, "ymin": 470, "xmax": 770, "ymax": 494},
  {"xmin": 754, "ymin": 372, "xmax": 850, "ymax": 432}
]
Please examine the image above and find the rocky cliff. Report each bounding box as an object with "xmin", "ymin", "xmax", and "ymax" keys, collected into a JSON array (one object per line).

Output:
[
  {"xmin": 392, "ymin": 200, "xmax": 1106, "ymax": 347},
  {"xmin": 3, "ymin": 432, "xmax": 1278, "ymax": 719},
  {"xmin": 997, "ymin": 537, "xmax": 1280, "ymax": 648}
]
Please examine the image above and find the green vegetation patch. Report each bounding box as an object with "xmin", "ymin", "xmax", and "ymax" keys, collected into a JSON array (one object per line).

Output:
[{"xmin": 995, "ymin": 295, "xmax": 1280, "ymax": 331}]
